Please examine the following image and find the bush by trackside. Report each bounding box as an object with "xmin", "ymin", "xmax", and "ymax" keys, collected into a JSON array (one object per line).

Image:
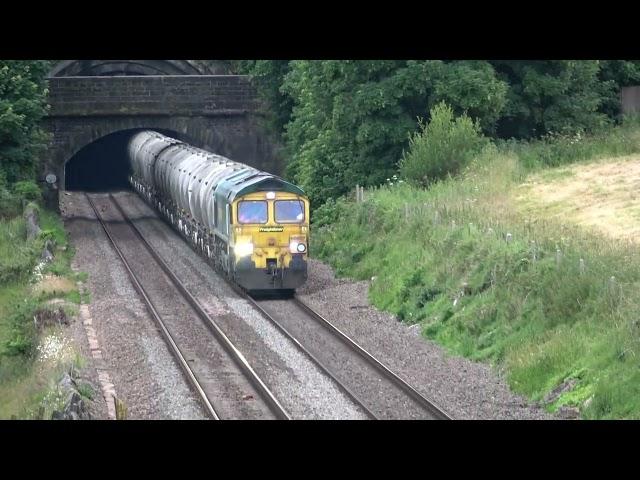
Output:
[
  {"xmin": 399, "ymin": 102, "xmax": 487, "ymax": 187},
  {"xmin": 13, "ymin": 181, "xmax": 42, "ymax": 203}
]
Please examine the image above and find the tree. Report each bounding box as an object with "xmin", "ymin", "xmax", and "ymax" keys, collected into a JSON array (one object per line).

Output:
[
  {"xmin": 598, "ymin": 60, "xmax": 640, "ymax": 119},
  {"xmin": 491, "ymin": 60, "xmax": 613, "ymax": 138},
  {"xmin": 281, "ymin": 60, "xmax": 507, "ymax": 207},
  {"xmin": 0, "ymin": 60, "xmax": 51, "ymax": 184},
  {"xmin": 233, "ymin": 60, "xmax": 294, "ymax": 138},
  {"xmin": 241, "ymin": 60, "xmax": 639, "ymax": 208}
]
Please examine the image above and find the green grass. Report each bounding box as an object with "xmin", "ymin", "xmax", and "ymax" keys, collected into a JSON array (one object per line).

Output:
[
  {"xmin": 0, "ymin": 203, "xmax": 83, "ymax": 419},
  {"xmin": 498, "ymin": 116, "xmax": 640, "ymax": 171},
  {"xmin": 77, "ymin": 382, "xmax": 94, "ymax": 400},
  {"xmin": 312, "ymin": 122, "xmax": 640, "ymax": 419},
  {"xmin": 0, "ymin": 217, "xmax": 38, "ymax": 285}
]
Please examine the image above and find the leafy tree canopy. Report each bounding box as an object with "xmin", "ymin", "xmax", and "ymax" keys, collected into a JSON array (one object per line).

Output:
[
  {"xmin": 240, "ymin": 60, "xmax": 640, "ymax": 208},
  {"xmin": 0, "ymin": 60, "xmax": 51, "ymax": 184}
]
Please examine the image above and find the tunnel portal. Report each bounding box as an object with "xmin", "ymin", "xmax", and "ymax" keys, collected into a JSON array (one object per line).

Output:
[
  {"xmin": 65, "ymin": 130, "xmax": 133, "ymax": 191},
  {"xmin": 43, "ymin": 68, "xmax": 283, "ymax": 209},
  {"xmin": 64, "ymin": 129, "xmax": 195, "ymax": 192}
]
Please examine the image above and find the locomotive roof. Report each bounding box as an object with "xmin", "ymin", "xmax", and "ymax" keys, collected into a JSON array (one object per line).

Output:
[{"xmin": 216, "ymin": 169, "xmax": 306, "ymax": 202}]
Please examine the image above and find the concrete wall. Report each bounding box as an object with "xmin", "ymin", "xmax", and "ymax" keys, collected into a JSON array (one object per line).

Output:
[{"xmin": 621, "ymin": 86, "xmax": 640, "ymax": 114}]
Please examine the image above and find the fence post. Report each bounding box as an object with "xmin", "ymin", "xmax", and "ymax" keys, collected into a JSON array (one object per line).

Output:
[
  {"xmin": 531, "ymin": 240, "xmax": 537, "ymax": 262},
  {"xmin": 114, "ymin": 396, "xmax": 128, "ymax": 420}
]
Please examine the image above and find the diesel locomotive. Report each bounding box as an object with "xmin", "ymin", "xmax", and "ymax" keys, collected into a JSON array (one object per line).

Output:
[{"xmin": 127, "ymin": 130, "xmax": 309, "ymax": 291}]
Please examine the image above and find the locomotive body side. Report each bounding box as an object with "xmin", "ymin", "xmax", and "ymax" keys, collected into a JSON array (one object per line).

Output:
[{"xmin": 127, "ymin": 130, "xmax": 309, "ymax": 291}]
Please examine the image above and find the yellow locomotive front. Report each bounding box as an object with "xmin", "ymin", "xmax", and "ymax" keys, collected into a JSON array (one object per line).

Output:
[{"xmin": 231, "ymin": 190, "xmax": 309, "ymax": 291}]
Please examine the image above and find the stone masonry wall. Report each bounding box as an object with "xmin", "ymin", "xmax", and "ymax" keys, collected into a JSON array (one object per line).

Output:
[
  {"xmin": 48, "ymin": 75, "xmax": 260, "ymax": 116},
  {"xmin": 42, "ymin": 75, "xmax": 282, "ymax": 209}
]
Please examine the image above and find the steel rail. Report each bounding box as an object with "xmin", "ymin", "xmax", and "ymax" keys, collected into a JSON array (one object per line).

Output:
[
  {"xmin": 291, "ymin": 297, "xmax": 453, "ymax": 420},
  {"xmin": 229, "ymin": 285, "xmax": 379, "ymax": 420},
  {"xmin": 127, "ymin": 191, "xmax": 376, "ymax": 419},
  {"xmin": 126, "ymin": 189, "xmax": 449, "ymax": 419},
  {"xmin": 85, "ymin": 193, "xmax": 219, "ymax": 420},
  {"xmin": 108, "ymin": 193, "xmax": 291, "ymax": 420}
]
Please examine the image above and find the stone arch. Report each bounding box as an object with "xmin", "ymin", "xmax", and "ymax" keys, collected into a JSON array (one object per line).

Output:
[
  {"xmin": 49, "ymin": 60, "xmax": 228, "ymax": 77},
  {"xmin": 48, "ymin": 115, "xmax": 262, "ymax": 191},
  {"xmin": 60, "ymin": 120, "xmax": 206, "ymax": 168},
  {"xmin": 63, "ymin": 126, "xmax": 205, "ymax": 191}
]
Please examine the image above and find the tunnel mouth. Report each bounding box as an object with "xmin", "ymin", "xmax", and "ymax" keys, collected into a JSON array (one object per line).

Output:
[
  {"xmin": 64, "ymin": 128, "xmax": 196, "ymax": 192},
  {"xmin": 65, "ymin": 130, "xmax": 134, "ymax": 192}
]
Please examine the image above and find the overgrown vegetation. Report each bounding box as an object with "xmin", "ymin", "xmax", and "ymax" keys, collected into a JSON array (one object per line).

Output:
[
  {"xmin": 0, "ymin": 205, "xmax": 85, "ymax": 419},
  {"xmin": 400, "ymin": 102, "xmax": 487, "ymax": 186},
  {"xmin": 0, "ymin": 60, "xmax": 51, "ymax": 185},
  {"xmin": 313, "ymin": 116, "xmax": 640, "ymax": 419},
  {"xmin": 0, "ymin": 60, "xmax": 90, "ymax": 419},
  {"xmin": 237, "ymin": 60, "xmax": 640, "ymax": 208}
]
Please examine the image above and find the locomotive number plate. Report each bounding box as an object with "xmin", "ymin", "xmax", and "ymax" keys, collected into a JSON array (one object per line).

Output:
[{"xmin": 259, "ymin": 226, "xmax": 284, "ymax": 232}]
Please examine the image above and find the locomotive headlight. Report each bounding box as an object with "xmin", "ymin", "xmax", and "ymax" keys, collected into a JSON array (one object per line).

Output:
[
  {"xmin": 266, "ymin": 191, "xmax": 276, "ymax": 200},
  {"xmin": 290, "ymin": 236, "xmax": 307, "ymax": 253},
  {"xmin": 235, "ymin": 242, "xmax": 254, "ymax": 257}
]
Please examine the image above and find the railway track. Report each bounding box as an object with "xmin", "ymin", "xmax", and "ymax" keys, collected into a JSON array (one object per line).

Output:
[
  {"xmin": 246, "ymin": 294, "xmax": 452, "ymax": 420},
  {"xmin": 108, "ymin": 190, "xmax": 451, "ymax": 419},
  {"xmin": 85, "ymin": 192, "xmax": 290, "ymax": 420}
]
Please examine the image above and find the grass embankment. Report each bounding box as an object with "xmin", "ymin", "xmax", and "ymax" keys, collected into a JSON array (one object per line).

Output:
[
  {"xmin": 313, "ymin": 121, "xmax": 640, "ymax": 419},
  {"xmin": 0, "ymin": 206, "xmax": 88, "ymax": 419}
]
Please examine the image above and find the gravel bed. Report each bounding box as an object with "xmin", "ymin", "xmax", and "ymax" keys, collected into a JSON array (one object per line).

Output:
[
  {"xmin": 93, "ymin": 194, "xmax": 276, "ymax": 420},
  {"xmin": 256, "ymin": 298, "xmax": 435, "ymax": 419},
  {"xmin": 61, "ymin": 192, "xmax": 206, "ymax": 419},
  {"xmin": 297, "ymin": 259, "xmax": 556, "ymax": 419},
  {"xmin": 64, "ymin": 295, "xmax": 109, "ymax": 420},
  {"xmin": 115, "ymin": 191, "xmax": 368, "ymax": 419},
  {"xmin": 139, "ymin": 336, "xmax": 206, "ymax": 419}
]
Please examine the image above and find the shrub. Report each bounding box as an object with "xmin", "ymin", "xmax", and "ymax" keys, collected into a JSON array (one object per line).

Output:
[
  {"xmin": 3, "ymin": 297, "xmax": 38, "ymax": 357},
  {"xmin": 0, "ymin": 189, "xmax": 20, "ymax": 219},
  {"xmin": 0, "ymin": 217, "xmax": 35, "ymax": 285},
  {"xmin": 400, "ymin": 102, "xmax": 487, "ymax": 186},
  {"xmin": 500, "ymin": 116, "xmax": 640, "ymax": 170},
  {"xmin": 311, "ymin": 197, "xmax": 348, "ymax": 228},
  {"xmin": 0, "ymin": 171, "xmax": 19, "ymax": 219},
  {"xmin": 13, "ymin": 181, "xmax": 41, "ymax": 203}
]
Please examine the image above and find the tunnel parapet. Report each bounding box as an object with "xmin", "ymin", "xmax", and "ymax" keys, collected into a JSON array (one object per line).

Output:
[{"xmin": 47, "ymin": 75, "xmax": 260, "ymax": 117}]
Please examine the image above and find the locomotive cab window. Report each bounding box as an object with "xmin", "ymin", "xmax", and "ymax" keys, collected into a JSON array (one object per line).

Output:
[
  {"xmin": 275, "ymin": 200, "xmax": 305, "ymax": 223},
  {"xmin": 238, "ymin": 201, "xmax": 268, "ymax": 224}
]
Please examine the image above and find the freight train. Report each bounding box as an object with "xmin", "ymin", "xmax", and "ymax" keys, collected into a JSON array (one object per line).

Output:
[{"xmin": 127, "ymin": 130, "xmax": 309, "ymax": 292}]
